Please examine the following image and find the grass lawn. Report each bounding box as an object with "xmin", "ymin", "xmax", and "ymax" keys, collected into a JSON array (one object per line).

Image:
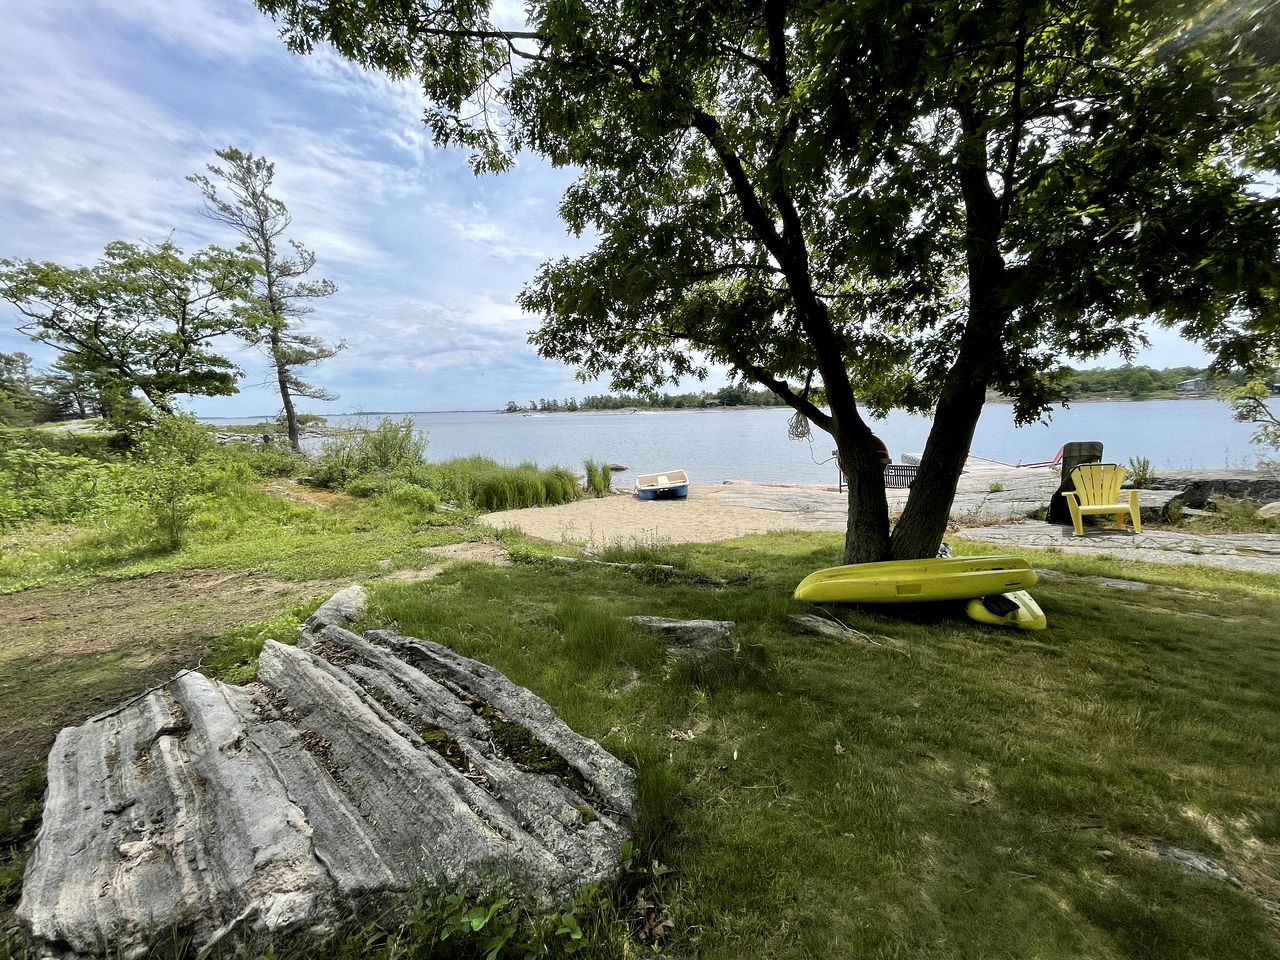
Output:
[{"xmin": 2, "ymin": 501, "xmax": 1279, "ymax": 958}]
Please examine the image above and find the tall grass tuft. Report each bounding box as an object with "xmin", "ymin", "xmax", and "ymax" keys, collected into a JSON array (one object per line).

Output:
[
  {"xmin": 427, "ymin": 457, "xmax": 580, "ymax": 512},
  {"xmin": 582, "ymin": 459, "xmax": 612, "ymax": 497}
]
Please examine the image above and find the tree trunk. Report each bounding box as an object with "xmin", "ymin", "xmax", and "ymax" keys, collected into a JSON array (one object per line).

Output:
[
  {"xmin": 271, "ymin": 327, "xmax": 300, "ymax": 453},
  {"xmin": 831, "ymin": 417, "xmax": 892, "ymax": 565},
  {"xmin": 884, "ymin": 96, "xmax": 1008, "ymax": 561},
  {"xmin": 888, "ymin": 379, "xmax": 987, "ymax": 559}
]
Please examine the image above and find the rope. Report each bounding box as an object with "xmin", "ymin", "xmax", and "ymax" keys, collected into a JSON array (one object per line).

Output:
[{"xmin": 787, "ymin": 409, "xmax": 811, "ymax": 441}]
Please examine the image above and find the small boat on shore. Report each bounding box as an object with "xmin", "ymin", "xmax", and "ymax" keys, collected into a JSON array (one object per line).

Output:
[
  {"xmin": 635, "ymin": 469, "xmax": 689, "ymax": 500},
  {"xmin": 793, "ymin": 555, "xmax": 1036, "ymax": 603}
]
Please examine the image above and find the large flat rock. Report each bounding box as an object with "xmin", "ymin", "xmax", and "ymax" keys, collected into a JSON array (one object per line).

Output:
[
  {"xmin": 961, "ymin": 523, "xmax": 1280, "ymax": 575},
  {"xmin": 18, "ymin": 614, "xmax": 635, "ymax": 959}
]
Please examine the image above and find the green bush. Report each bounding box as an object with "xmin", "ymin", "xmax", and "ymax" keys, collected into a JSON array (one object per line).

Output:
[
  {"xmin": 381, "ymin": 480, "xmax": 441, "ymax": 514},
  {"xmin": 224, "ymin": 443, "xmax": 304, "ymax": 479},
  {"xmin": 0, "ymin": 444, "xmax": 127, "ymax": 527},
  {"xmin": 427, "ymin": 457, "xmax": 580, "ymax": 511},
  {"xmin": 313, "ymin": 417, "xmax": 427, "ymax": 489},
  {"xmin": 130, "ymin": 413, "xmax": 216, "ymax": 547},
  {"xmin": 279, "ymin": 411, "xmax": 329, "ymax": 429}
]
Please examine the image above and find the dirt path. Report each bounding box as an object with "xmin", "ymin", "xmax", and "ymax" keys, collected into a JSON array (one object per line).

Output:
[{"xmin": 0, "ymin": 570, "xmax": 339, "ymax": 797}]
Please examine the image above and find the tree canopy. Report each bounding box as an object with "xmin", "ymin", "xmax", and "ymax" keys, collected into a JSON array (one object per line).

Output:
[
  {"xmin": 257, "ymin": 0, "xmax": 1280, "ymax": 561},
  {"xmin": 190, "ymin": 147, "xmax": 344, "ymax": 452},
  {"xmin": 0, "ymin": 240, "xmax": 259, "ymax": 415}
]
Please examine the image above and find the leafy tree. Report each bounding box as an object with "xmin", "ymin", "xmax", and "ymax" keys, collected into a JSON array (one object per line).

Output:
[
  {"xmin": 189, "ymin": 148, "xmax": 345, "ymax": 453},
  {"xmin": 258, "ymin": 0, "xmax": 1280, "ymax": 562},
  {"xmin": 0, "ymin": 351, "xmax": 45, "ymax": 425},
  {"xmin": 33, "ymin": 351, "xmax": 147, "ymax": 425},
  {"xmin": 1225, "ymin": 356, "xmax": 1280, "ymax": 462},
  {"xmin": 0, "ymin": 240, "xmax": 259, "ymax": 415}
]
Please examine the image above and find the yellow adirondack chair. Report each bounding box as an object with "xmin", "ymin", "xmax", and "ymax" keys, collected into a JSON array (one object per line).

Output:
[{"xmin": 1064, "ymin": 463, "xmax": 1142, "ymax": 536}]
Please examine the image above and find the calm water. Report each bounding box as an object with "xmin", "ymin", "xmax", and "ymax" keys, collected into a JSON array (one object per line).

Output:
[{"xmin": 208, "ymin": 398, "xmax": 1273, "ymax": 487}]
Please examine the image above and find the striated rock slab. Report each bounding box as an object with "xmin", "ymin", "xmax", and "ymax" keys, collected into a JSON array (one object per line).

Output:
[{"xmin": 18, "ymin": 615, "xmax": 635, "ymax": 959}]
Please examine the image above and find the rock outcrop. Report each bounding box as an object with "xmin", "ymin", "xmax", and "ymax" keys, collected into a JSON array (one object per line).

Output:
[
  {"xmin": 18, "ymin": 598, "xmax": 635, "ymax": 959},
  {"xmin": 1150, "ymin": 469, "xmax": 1280, "ymax": 509},
  {"xmin": 625, "ymin": 616, "xmax": 737, "ymax": 658}
]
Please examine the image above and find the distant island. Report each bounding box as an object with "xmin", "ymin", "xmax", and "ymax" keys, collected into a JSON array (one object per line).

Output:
[
  {"xmin": 502, "ymin": 365, "xmax": 1279, "ymax": 414},
  {"xmin": 503, "ymin": 384, "xmax": 787, "ymax": 413}
]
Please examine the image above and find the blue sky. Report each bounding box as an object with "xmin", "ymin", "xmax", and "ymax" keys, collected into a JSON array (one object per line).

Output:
[{"xmin": 0, "ymin": 0, "xmax": 1212, "ymax": 416}]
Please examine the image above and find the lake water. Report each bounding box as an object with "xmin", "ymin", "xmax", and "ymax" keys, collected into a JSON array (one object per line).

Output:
[{"xmin": 207, "ymin": 397, "xmax": 1275, "ymax": 487}]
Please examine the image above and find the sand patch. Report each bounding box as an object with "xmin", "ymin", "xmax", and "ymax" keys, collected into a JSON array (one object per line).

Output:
[{"xmin": 386, "ymin": 540, "xmax": 512, "ymax": 582}]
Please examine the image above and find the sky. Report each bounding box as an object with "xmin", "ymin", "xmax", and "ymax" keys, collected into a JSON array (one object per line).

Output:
[{"xmin": 0, "ymin": 0, "xmax": 1214, "ymax": 417}]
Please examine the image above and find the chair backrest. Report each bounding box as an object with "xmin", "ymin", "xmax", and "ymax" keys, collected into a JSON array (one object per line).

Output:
[
  {"xmin": 1070, "ymin": 463, "xmax": 1125, "ymax": 503},
  {"xmin": 1060, "ymin": 441, "xmax": 1104, "ymax": 481}
]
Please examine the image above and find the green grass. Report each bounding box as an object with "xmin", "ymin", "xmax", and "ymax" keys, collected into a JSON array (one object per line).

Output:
[
  {"xmin": 2, "ymin": 504, "xmax": 1278, "ymax": 957},
  {"xmin": 347, "ymin": 534, "xmax": 1280, "ymax": 959},
  {"xmin": 0, "ymin": 483, "xmax": 470, "ymax": 592}
]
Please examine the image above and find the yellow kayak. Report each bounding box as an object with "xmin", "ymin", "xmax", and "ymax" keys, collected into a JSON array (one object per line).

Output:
[{"xmin": 793, "ymin": 555, "xmax": 1037, "ymax": 604}]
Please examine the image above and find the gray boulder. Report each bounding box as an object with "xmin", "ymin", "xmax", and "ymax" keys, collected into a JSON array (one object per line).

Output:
[
  {"xmin": 18, "ymin": 619, "xmax": 634, "ymax": 959},
  {"xmin": 303, "ymin": 583, "xmax": 367, "ymax": 633}
]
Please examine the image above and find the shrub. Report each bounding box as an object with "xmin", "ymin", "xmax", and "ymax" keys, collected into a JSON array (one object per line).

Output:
[
  {"xmin": 312, "ymin": 417, "xmax": 427, "ymax": 489},
  {"xmin": 279, "ymin": 411, "xmax": 329, "ymax": 429},
  {"xmin": 1127, "ymin": 456, "xmax": 1155, "ymax": 488},
  {"xmin": 0, "ymin": 444, "xmax": 126, "ymax": 527},
  {"xmin": 381, "ymin": 481, "xmax": 441, "ymax": 515},
  {"xmin": 130, "ymin": 413, "xmax": 216, "ymax": 547},
  {"xmin": 223, "ymin": 443, "xmax": 303, "ymax": 479}
]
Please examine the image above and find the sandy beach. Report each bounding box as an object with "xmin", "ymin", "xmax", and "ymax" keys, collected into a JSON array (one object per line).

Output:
[
  {"xmin": 480, "ymin": 466, "xmax": 1061, "ymax": 548},
  {"xmin": 479, "ymin": 466, "xmax": 1280, "ymax": 575}
]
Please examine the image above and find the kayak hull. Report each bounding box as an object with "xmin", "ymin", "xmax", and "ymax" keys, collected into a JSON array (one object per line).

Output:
[
  {"xmin": 965, "ymin": 590, "xmax": 1047, "ymax": 631},
  {"xmin": 793, "ymin": 556, "xmax": 1037, "ymax": 604}
]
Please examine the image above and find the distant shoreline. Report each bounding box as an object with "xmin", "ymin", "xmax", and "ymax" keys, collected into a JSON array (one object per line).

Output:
[{"xmin": 199, "ymin": 392, "xmax": 1233, "ymax": 424}]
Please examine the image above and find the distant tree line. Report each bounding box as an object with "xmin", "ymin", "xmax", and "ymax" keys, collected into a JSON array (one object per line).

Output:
[
  {"xmin": 504, "ymin": 385, "xmax": 788, "ymax": 413},
  {"xmin": 1058, "ymin": 365, "xmax": 1258, "ymax": 399},
  {"xmin": 504, "ymin": 370, "xmax": 1278, "ymax": 414}
]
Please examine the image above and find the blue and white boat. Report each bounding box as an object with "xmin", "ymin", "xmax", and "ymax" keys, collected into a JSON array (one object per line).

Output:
[{"xmin": 634, "ymin": 469, "xmax": 689, "ymax": 500}]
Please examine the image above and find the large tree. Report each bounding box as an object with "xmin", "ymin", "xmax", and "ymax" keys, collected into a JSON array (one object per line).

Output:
[
  {"xmin": 189, "ymin": 148, "xmax": 345, "ymax": 452},
  {"xmin": 257, "ymin": 0, "xmax": 1280, "ymax": 562},
  {"xmin": 0, "ymin": 240, "xmax": 259, "ymax": 415}
]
